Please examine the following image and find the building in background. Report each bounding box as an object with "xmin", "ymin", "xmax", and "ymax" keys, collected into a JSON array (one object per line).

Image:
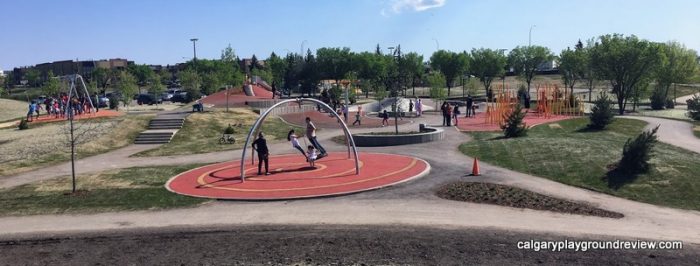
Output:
[{"xmin": 11, "ymin": 58, "xmax": 130, "ymax": 85}]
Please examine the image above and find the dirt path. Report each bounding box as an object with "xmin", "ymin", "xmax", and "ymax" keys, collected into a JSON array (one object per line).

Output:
[{"xmin": 1, "ymin": 112, "xmax": 699, "ymax": 246}]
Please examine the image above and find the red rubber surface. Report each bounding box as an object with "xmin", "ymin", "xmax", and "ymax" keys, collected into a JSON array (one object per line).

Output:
[
  {"xmin": 455, "ymin": 111, "xmax": 576, "ymax": 132},
  {"xmin": 166, "ymin": 152, "xmax": 429, "ymax": 200},
  {"xmin": 201, "ymin": 85, "xmax": 274, "ymax": 107},
  {"xmin": 24, "ymin": 110, "xmax": 122, "ymax": 124}
]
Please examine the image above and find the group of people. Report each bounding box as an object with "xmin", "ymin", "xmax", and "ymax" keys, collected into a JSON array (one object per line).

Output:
[
  {"xmin": 441, "ymin": 95, "xmax": 477, "ymax": 127},
  {"xmin": 26, "ymin": 94, "xmax": 96, "ymax": 122},
  {"xmin": 251, "ymin": 116, "xmax": 329, "ymax": 175},
  {"xmin": 407, "ymin": 98, "xmax": 423, "ymax": 117}
]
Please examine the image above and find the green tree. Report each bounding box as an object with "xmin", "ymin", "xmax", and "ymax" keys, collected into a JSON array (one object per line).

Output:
[
  {"xmin": 427, "ymin": 71, "xmax": 447, "ymax": 109},
  {"xmin": 41, "ymin": 71, "xmax": 61, "ymax": 97},
  {"xmin": 588, "ymin": 92, "xmax": 614, "ymax": 130},
  {"xmin": 686, "ymin": 94, "xmax": 700, "ymax": 121},
  {"xmin": 508, "ymin": 45, "xmax": 554, "ymax": 94},
  {"xmin": 24, "ymin": 69, "xmax": 40, "ymax": 87},
  {"xmin": 316, "ymin": 47, "xmax": 353, "ymax": 87},
  {"xmin": 116, "ymin": 71, "xmax": 138, "ymax": 109},
  {"xmin": 266, "ymin": 52, "xmax": 287, "ymax": 87},
  {"xmin": 430, "ymin": 50, "xmax": 469, "ymax": 96},
  {"xmin": 590, "ymin": 34, "xmax": 662, "ymax": 115},
  {"xmin": 470, "ymin": 48, "xmax": 507, "ymax": 100},
  {"xmin": 178, "ymin": 69, "xmax": 201, "ymax": 102},
  {"xmin": 128, "ymin": 64, "xmax": 155, "ymax": 86},
  {"xmin": 656, "ymin": 41, "xmax": 699, "ymax": 101},
  {"xmin": 91, "ymin": 68, "xmax": 112, "ymax": 91},
  {"xmin": 559, "ymin": 46, "xmax": 587, "ymax": 95},
  {"xmin": 3, "ymin": 73, "xmax": 14, "ymax": 94},
  {"xmin": 149, "ymin": 74, "xmax": 165, "ymax": 105},
  {"xmin": 579, "ymin": 39, "xmax": 598, "ymax": 102},
  {"xmin": 402, "ymin": 52, "xmax": 424, "ymax": 96},
  {"xmin": 301, "ymin": 49, "xmax": 321, "ymax": 96},
  {"xmin": 501, "ymin": 104, "xmax": 527, "ymax": 138}
]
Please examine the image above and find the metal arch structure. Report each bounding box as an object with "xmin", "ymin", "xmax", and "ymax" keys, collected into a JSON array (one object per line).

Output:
[{"xmin": 240, "ymin": 98, "xmax": 360, "ymax": 182}]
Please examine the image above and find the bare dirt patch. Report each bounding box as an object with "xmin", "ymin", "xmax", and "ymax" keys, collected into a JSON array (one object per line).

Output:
[{"xmin": 437, "ymin": 182, "xmax": 623, "ymax": 218}]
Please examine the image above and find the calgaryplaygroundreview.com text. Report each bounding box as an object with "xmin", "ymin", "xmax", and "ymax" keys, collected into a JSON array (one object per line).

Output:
[{"xmin": 517, "ymin": 239, "xmax": 683, "ymax": 252}]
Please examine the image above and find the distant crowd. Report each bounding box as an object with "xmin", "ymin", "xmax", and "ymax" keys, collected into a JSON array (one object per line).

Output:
[{"xmin": 26, "ymin": 93, "xmax": 96, "ymax": 122}]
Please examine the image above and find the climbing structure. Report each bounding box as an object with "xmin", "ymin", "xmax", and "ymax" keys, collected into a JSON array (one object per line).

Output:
[{"xmin": 534, "ymin": 84, "xmax": 584, "ymax": 118}]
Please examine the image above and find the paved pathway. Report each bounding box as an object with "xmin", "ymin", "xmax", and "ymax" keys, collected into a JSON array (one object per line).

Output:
[
  {"xmin": 1, "ymin": 112, "xmax": 700, "ymax": 244},
  {"xmin": 620, "ymin": 116, "xmax": 700, "ymax": 154}
]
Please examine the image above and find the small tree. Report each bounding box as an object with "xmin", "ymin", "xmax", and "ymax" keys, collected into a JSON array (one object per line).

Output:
[
  {"xmin": 588, "ymin": 92, "xmax": 614, "ymax": 130},
  {"xmin": 116, "ymin": 71, "xmax": 138, "ymax": 110},
  {"xmin": 649, "ymin": 87, "xmax": 666, "ymax": 110},
  {"xmin": 687, "ymin": 94, "xmax": 700, "ymax": 121},
  {"xmin": 427, "ymin": 72, "xmax": 447, "ymax": 109},
  {"xmin": 149, "ymin": 75, "xmax": 165, "ymax": 105},
  {"xmin": 618, "ymin": 125, "xmax": 659, "ymax": 174},
  {"xmin": 41, "ymin": 71, "xmax": 61, "ymax": 97},
  {"xmin": 501, "ymin": 104, "xmax": 527, "ymax": 138}
]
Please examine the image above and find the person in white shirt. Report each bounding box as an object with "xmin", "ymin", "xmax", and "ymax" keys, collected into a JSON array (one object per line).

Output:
[
  {"xmin": 287, "ymin": 129, "xmax": 307, "ymax": 160},
  {"xmin": 307, "ymin": 145, "xmax": 317, "ymax": 167}
]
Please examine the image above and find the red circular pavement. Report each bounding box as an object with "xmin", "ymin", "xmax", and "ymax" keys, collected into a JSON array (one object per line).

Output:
[{"xmin": 166, "ymin": 152, "xmax": 429, "ymax": 200}]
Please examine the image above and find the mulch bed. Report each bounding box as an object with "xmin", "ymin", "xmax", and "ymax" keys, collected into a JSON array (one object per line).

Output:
[{"xmin": 437, "ymin": 182, "xmax": 623, "ymax": 218}]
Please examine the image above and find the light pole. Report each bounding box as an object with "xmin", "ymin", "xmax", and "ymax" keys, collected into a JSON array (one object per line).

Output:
[
  {"xmin": 528, "ymin": 25, "xmax": 536, "ymax": 46},
  {"xmin": 432, "ymin": 38, "xmax": 440, "ymax": 50},
  {"xmin": 225, "ymin": 85, "xmax": 231, "ymax": 112},
  {"xmin": 301, "ymin": 40, "xmax": 308, "ymax": 56},
  {"xmin": 190, "ymin": 38, "xmax": 198, "ymax": 60}
]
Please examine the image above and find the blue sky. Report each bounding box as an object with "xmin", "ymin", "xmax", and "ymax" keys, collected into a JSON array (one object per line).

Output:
[{"xmin": 1, "ymin": 0, "xmax": 699, "ymax": 70}]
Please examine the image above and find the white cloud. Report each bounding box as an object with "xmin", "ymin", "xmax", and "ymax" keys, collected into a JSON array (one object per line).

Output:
[{"xmin": 390, "ymin": 0, "xmax": 445, "ymax": 13}]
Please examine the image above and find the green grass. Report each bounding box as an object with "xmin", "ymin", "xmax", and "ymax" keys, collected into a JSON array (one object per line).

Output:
[
  {"xmin": 459, "ymin": 117, "xmax": 700, "ymax": 211},
  {"xmin": 0, "ymin": 165, "xmax": 208, "ymax": 216},
  {"xmin": 134, "ymin": 109, "xmax": 304, "ymax": 157}
]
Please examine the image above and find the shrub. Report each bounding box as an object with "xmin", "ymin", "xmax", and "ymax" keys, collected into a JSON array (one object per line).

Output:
[
  {"xmin": 588, "ymin": 92, "xmax": 614, "ymax": 130},
  {"xmin": 501, "ymin": 104, "xmax": 527, "ymax": 138},
  {"xmin": 617, "ymin": 125, "xmax": 659, "ymax": 174},
  {"xmin": 665, "ymin": 99, "xmax": 675, "ymax": 109},
  {"xmin": 18, "ymin": 119, "xmax": 29, "ymax": 130},
  {"xmin": 687, "ymin": 94, "xmax": 700, "ymax": 121},
  {"xmin": 649, "ymin": 88, "xmax": 666, "ymax": 110},
  {"xmin": 223, "ymin": 124, "xmax": 235, "ymax": 134},
  {"xmin": 108, "ymin": 94, "xmax": 119, "ymax": 109}
]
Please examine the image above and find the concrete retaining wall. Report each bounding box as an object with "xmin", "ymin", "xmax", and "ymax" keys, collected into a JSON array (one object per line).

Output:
[{"xmin": 352, "ymin": 124, "xmax": 443, "ymax": 147}]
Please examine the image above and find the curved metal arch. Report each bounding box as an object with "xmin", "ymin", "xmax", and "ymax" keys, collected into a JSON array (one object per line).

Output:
[{"xmin": 240, "ymin": 98, "xmax": 359, "ymax": 181}]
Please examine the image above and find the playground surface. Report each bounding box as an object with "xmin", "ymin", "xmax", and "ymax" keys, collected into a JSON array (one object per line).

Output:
[
  {"xmin": 166, "ymin": 152, "xmax": 429, "ymax": 200},
  {"xmin": 201, "ymin": 85, "xmax": 274, "ymax": 107},
  {"xmin": 456, "ymin": 111, "xmax": 576, "ymax": 131},
  {"xmin": 25, "ymin": 110, "xmax": 123, "ymax": 124}
]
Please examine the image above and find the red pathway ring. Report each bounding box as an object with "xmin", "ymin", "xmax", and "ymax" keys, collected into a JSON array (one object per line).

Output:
[{"xmin": 166, "ymin": 152, "xmax": 430, "ymax": 200}]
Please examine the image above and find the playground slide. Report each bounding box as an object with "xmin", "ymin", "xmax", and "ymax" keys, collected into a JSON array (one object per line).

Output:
[{"xmin": 243, "ymin": 84, "xmax": 255, "ymax": 96}]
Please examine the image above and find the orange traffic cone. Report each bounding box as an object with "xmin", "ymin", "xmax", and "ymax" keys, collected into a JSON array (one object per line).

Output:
[{"xmin": 471, "ymin": 157, "xmax": 481, "ymax": 176}]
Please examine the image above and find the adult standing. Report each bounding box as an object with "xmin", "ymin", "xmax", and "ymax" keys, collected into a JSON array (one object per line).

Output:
[
  {"xmin": 306, "ymin": 117, "xmax": 327, "ymax": 159},
  {"xmin": 416, "ymin": 98, "xmax": 422, "ymax": 116},
  {"xmin": 441, "ymin": 102, "xmax": 448, "ymax": 126},
  {"xmin": 252, "ymin": 132, "xmax": 270, "ymax": 175},
  {"xmin": 408, "ymin": 100, "xmax": 414, "ymax": 113},
  {"xmin": 271, "ymin": 81, "xmax": 277, "ymax": 99},
  {"xmin": 466, "ymin": 95, "xmax": 473, "ymax": 117},
  {"xmin": 342, "ymin": 104, "xmax": 349, "ymax": 123},
  {"xmin": 445, "ymin": 102, "xmax": 453, "ymax": 126},
  {"xmin": 452, "ymin": 105, "xmax": 460, "ymax": 126}
]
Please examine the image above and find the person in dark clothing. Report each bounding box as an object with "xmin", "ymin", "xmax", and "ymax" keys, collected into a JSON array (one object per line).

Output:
[
  {"xmin": 408, "ymin": 100, "xmax": 414, "ymax": 113},
  {"xmin": 441, "ymin": 102, "xmax": 448, "ymax": 126},
  {"xmin": 252, "ymin": 132, "xmax": 270, "ymax": 175},
  {"xmin": 271, "ymin": 82, "xmax": 277, "ymax": 99},
  {"xmin": 466, "ymin": 95, "xmax": 473, "ymax": 117}
]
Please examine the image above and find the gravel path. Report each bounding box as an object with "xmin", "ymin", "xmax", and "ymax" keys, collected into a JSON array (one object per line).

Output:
[
  {"xmin": 620, "ymin": 116, "xmax": 700, "ymax": 154},
  {"xmin": 1, "ymin": 111, "xmax": 699, "ymax": 247}
]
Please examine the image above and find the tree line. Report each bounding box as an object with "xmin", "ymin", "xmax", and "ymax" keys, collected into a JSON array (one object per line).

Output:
[{"xmin": 3, "ymin": 33, "xmax": 698, "ymax": 115}]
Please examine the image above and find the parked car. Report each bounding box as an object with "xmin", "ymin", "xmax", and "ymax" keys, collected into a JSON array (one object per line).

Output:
[
  {"xmin": 170, "ymin": 92, "xmax": 189, "ymax": 103},
  {"xmin": 96, "ymin": 95, "xmax": 110, "ymax": 107},
  {"xmin": 136, "ymin": 94, "xmax": 162, "ymax": 105}
]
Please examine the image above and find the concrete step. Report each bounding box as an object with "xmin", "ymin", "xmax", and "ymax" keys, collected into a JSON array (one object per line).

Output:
[
  {"xmin": 149, "ymin": 126, "xmax": 182, "ymax": 130},
  {"xmin": 134, "ymin": 140, "xmax": 171, "ymax": 144}
]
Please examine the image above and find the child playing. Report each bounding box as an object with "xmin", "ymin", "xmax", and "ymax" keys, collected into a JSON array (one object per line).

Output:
[
  {"xmin": 381, "ymin": 110, "xmax": 389, "ymax": 127},
  {"xmin": 306, "ymin": 145, "xmax": 317, "ymax": 167}
]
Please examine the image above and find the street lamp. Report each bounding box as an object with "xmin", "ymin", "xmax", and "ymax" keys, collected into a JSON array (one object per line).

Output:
[
  {"xmin": 300, "ymin": 40, "xmax": 308, "ymax": 56},
  {"xmin": 431, "ymin": 38, "xmax": 440, "ymax": 50},
  {"xmin": 528, "ymin": 25, "xmax": 536, "ymax": 46},
  {"xmin": 190, "ymin": 38, "xmax": 198, "ymax": 59}
]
